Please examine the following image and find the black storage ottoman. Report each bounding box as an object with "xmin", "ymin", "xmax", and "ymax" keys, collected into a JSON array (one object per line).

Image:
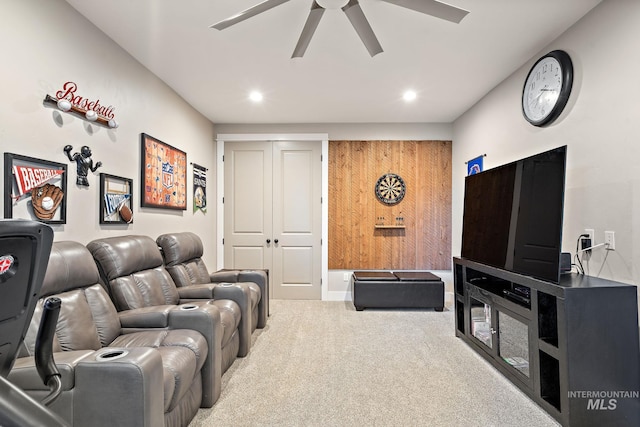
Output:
[{"xmin": 351, "ymin": 271, "xmax": 444, "ymax": 311}]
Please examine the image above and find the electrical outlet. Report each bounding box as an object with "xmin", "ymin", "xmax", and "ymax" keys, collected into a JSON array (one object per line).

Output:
[
  {"xmin": 582, "ymin": 228, "xmax": 594, "ymax": 254},
  {"xmin": 605, "ymin": 231, "xmax": 615, "ymax": 250},
  {"xmin": 343, "ymin": 272, "xmax": 350, "ymax": 281},
  {"xmin": 585, "ymin": 229, "xmax": 595, "ymax": 244}
]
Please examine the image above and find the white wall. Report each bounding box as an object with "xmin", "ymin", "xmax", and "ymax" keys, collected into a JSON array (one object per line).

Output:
[
  {"xmin": 452, "ymin": 0, "xmax": 640, "ymax": 299},
  {"xmin": 0, "ymin": 0, "xmax": 217, "ymax": 265},
  {"xmin": 215, "ymin": 123, "xmax": 452, "ymax": 141}
]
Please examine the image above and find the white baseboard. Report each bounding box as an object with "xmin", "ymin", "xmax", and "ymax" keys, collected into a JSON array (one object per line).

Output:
[{"xmin": 324, "ymin": 290, "xmax": 351, "ymax": 301}]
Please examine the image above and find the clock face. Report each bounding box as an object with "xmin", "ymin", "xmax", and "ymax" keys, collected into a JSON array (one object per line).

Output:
[
  {"xmin": 522, "ymin": 50, "xmax": 573, "ymax": 127},
  {"xmin": 375, "ymin": 173, "xmax": 406, "ymax": 205}
]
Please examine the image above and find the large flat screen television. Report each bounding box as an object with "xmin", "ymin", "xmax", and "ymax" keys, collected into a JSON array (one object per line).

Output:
[{"xmin": 461, "ymin": 146, "xmax": 567, "ymax": 284}]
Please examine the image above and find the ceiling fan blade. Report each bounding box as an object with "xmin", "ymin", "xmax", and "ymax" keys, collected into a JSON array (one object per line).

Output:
[
  {"xmin": 342, "ymin": 0, "xmax": 383, "ymax": 57},
  {"xmin": 211, "ymin": 0, "xmax": 291, "ymax": 30},
  {"xmin": 292, "ymin": 2, "xmax": 325, "ymax": 58},
  {"xmin": 380, "ymin": 0, "xmax": 469, "ymax": 23}
]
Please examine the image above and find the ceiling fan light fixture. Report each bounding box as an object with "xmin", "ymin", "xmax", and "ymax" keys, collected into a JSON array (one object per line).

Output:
[
  {"xmin": 317, "ymin": 0, "xmax": 349, "ymax": 9},
  {"xmin": 212, "ymin": 0, "xmax": 468, "ymax": 58}
]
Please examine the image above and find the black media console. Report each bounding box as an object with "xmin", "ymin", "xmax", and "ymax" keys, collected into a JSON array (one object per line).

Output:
[{"xmin": 454, "ymin": 257, "xmax": 639, "ymax": 427}]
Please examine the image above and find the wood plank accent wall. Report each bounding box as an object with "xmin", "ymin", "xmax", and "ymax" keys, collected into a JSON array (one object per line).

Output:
[{"xmin": 329, "ymin": 140, "xmax": 452, "ymax": 270}]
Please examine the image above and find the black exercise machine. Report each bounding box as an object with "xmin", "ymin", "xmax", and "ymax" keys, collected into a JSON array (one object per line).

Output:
[{"xmin": 0, "ymin": 219, "xmax": 68, "ymax": 427}]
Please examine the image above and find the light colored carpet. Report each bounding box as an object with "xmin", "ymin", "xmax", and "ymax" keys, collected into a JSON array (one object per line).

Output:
[{"xmin": 190, "ymin": 300, "xmax": 560, "ymax": 427}]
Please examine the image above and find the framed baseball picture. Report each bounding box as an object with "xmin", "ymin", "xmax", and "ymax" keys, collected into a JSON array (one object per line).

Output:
[
  {"xmin": 3, "ymin": 152, "xmax": 68, "ymax": 224},
  {"xmin": 140, "ymin": 133, "xmax": 187, "ymax": 210},
  {"xmin": 99, "ymin": 173, "xmax": 133, "ymax": 224}
]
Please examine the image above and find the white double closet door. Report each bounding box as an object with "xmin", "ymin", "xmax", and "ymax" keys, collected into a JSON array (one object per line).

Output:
[{"xmin": 223, "ymin": 139, "xmax": 322, "ymax": 300}]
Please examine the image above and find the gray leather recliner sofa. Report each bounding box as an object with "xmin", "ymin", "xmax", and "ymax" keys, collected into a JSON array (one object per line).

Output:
[
  {"xmin": 9, "ymin": 241, "xmax": 211, "ymax": 427},
  {"xmin": 86, "ymin": 235, "xmax": 241, "ymax": 382},
  {"xmin": 156, "ymin": 231, "xmax": 269, "ymax": 330}
]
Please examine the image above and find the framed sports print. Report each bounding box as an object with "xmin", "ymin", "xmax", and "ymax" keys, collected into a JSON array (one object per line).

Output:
[
  {"xmin": 193, "ymin": 163, "xmax": 207, "ymax": 214},
  {"xmin": 4, "ymin": 152, "xmax": 67, "ymax": 224},
  {"xmin": 140, "ymin": 133, "xmax": 187, "ymax": 210},
  {"xmin": 99, "ymin": 173, "xmax": 133, "ymax": 224}
]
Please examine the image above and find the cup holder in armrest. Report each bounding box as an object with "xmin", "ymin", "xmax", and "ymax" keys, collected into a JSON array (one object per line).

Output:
[
  {"xmin": 180, "ymin": 304, "xmax": 198, "ymax": 310},
  {"xmin": 96, "ymin": 349, "xmax": 129, "ymax": 361}
]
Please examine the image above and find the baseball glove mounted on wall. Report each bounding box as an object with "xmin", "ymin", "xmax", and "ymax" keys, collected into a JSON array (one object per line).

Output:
[{"xmin": 31, "ymin": 183, "xmax": 64, "ymax": 220}]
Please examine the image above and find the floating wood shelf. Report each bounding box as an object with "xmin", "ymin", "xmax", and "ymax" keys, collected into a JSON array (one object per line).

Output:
[{"xmin": 374, "ymin": 225, "xmax": 405, "ymax": 229}]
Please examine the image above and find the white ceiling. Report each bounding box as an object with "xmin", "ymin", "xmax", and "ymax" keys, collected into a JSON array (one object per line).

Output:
[{"xmin": 64, "ymin": 0, "xmax": 602, "ymax": 124}]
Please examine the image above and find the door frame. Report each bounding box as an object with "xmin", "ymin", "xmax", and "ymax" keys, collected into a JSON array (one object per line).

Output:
[{"xmin": 216, "ymin": 133, "xmax": 329, "ymax": 300}]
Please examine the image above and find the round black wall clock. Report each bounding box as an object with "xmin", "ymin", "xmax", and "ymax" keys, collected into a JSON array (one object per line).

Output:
[
  {"xmin": 522, "ymin": 49, "xmax": 574, "ymax": 127},
  {"xmin": 375, "ymin": 173, "xmax": 406, "ymax": 205}
]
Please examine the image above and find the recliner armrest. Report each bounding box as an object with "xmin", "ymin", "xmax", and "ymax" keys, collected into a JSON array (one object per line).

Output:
[
  {"xmin": 209, "ymin": 270, "xmax": 240, "ymax": 283},
  {"xmin": 117, "ymin": 302, "xmax": 222, "ymax": 407},
  {"xmin": 177, "ymin": 283, "xmax": 216, "ymax": 300},
  {"xmin": 9, "ymin": 348, "xmax": 165, "ymax": 427},
  {"xmin": 212, "ymin": 283, "xmax": 252, "ymax": 357},
  {"xmin": 239, "ymin": 271, "xmax": 268, "ymax": 328},
  {"xmin": 8, "ymin": 350, "xmax": 95, "ymax": 391},
  {"xmin": 74, "ymin": 347, "xmax": 164, "ymax": 427},
  {"xmin": 177, "ymin": 283, "xmax": 253, "ymax": 358},
  {"xmin": 118, "ymin": 305, "xmax": 176, "ymax": 329},
  {"xmin": 211, "ymin": 269, "xmax": 269, "ymax": 328},
  {"xmin": 167, "ymin": 302, "xmax": 222, "ymax": 407}
]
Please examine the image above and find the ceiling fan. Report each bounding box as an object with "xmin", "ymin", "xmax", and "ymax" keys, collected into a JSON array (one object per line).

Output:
[{"xmin": 211, "ymin": 0, "xmax": 469, "ymax": 58}]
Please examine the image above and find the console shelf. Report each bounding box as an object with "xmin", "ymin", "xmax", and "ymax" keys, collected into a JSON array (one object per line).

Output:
[{"xmin": 454, "ymin": 257, "xmax": 640, "ymax": 427}]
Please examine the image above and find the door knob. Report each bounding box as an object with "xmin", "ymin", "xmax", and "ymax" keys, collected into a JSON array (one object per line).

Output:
[
  {"xmin": 274, "ymin": 239, "xmax": 279, "ymax": 244},
  {"xmin": 266, "ymin": 239, "xmax": 271, "ymax": 244}
]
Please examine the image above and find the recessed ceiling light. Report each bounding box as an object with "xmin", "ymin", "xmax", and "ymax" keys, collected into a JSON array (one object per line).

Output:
[
  {"xmin": 403, "ymin": 90, "xmax": 417, "ymax": 102},
  {"xmin": 249, "ymin": 91, "xmax": 263, "ymax": 102}
]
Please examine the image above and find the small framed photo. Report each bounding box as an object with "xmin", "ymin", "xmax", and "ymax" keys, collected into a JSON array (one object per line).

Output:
[
  {"xmin": 4, "ymin": 153, "xmax": 67, "ymax": 224},
  {"xmin": 99, "ymin": 173, "xmax": 133, "ymax": 224},
  {"xmin": 140, "ymin": 133, "xmax": 187, "ymax": 210}
]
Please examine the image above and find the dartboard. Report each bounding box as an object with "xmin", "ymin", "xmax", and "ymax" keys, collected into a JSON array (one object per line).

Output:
[{"xmin": 375, "ymin": 173, "xmax": 406, "ymax": 205}]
